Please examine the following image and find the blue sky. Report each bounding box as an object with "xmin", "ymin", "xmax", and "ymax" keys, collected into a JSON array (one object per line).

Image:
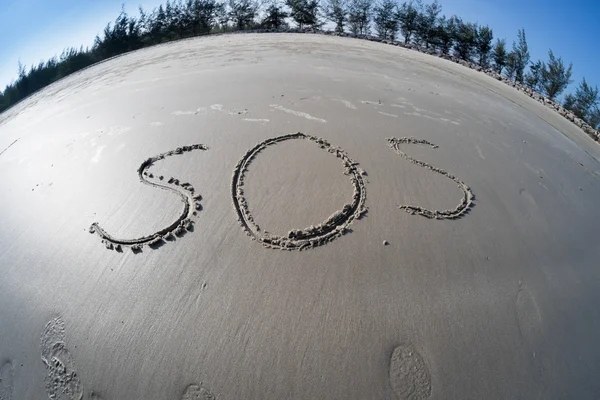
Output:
[
  {"xmin": 0, "ymin": 0, "xmax": 163, "ymax": 88},
  {"xmin": 440, "ymin": 0, "xmax": 599, "ymax": 98},
  {"xmin": 0, "ymin": 0, "xmax": 598, "ymax": 99}
]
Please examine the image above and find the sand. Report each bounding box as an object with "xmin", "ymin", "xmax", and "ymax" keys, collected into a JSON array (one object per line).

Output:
[{"xmin": 0, "ymin": 33, "xmax": 599, "ymax": 399}]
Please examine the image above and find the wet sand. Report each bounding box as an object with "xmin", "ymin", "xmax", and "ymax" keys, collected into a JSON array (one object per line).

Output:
[{"xmin": 0, "ymin": 33, "xmax": 599, "ymax": 399}]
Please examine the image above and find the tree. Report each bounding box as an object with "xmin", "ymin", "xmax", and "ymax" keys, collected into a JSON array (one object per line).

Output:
[
  {"xmin": 261, "ymin": 1, "xmax": 288, "ymax": 28},
  {"xmin": 414, "ymin": 0, "xmax": 441, "ymax": 48},
  {"xmin": 562, "ymin": 92, "xmax": 575, "ymax": 110},
  {"xmin": 453, "ymin": 18, "xmax": 477, "ymax": 61},
  {"xmin": 228, "ymin": 0, "xmax": 257, "ymax": 30},
  {"xmin": 93, "ymin": 8, "xmax": 142, "ymax": 58},
  {"xmin": 175, "ymin": 0, "xmax": 194, "ymax": 36},
  {"xmin": 504, "ymin": 51, "xmax": 518, "ymax": 80},
  {"xmin": 512, "ymin": 28, "xmax": 529, "ymax": 83},
  {"xmin": 397, "ymin": 1, "xmax": 419, "ymax": 44},
  {"xmin": 587, "ymin": 107, "xmax": 600, "ymax": 129},
  {"xmin": 563, "ymin": 78, "xmax": 599, "ymax": 122},
  {"xmin": 492, "ymin": 38, "xmax": 507, "ymax": 73},
  {"xmin": 322, "ymin": 0, "xmax": 347, "ymax": 33},
  {"xmin": 286, "ymin": 0, "xmax": 320, "ymax": 28},
  {"xmin": 347, "ymin": 0, "xmax": 372, "ymax": 35},
  {"xmin": 373, "ymin": 0, "xmax": 398, "ymax": 40},
  {"xmin": 152, "ymin": 5, "xmax": 168, "ymax": 41},
  {"xmin": 524, "ymin": 60, "xmax": 544, "ymax": 92},
  {"xmin": 435, "ymin": 15, "xmax": 455, "ymax": 55},
  {"xmin": 187, "ymin": 0, "xmax": 226, "ymax": 34},
  {"xmin": 137, "ymin": 6, "xmax": 150, "ymax": 35},
  {"xmin": 164, "ymin": 0, "xmax": 178, "ymax": 38},
  {"xmin": 475, "ymin": 25, "xmax": 493, "ymax": 67},
  {"xmin": 540, "ymin": 49, "xmax": 573, "ymax": 100}
]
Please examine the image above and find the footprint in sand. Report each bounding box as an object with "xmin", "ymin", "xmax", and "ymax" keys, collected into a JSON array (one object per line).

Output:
[
  {"xmin": 181, "ymin": 384, "xmax": 215, "ymax": 399},
  {"xmin": 516, "ymin": 285, "xmax": 544, "ymax": 398},
  {"xmin": 40, "ymin": 317, "xmax": 83, "ymax": 400},
  {"xmin": 387, "ymin": 137, "xmax": 474, "ymax": 220},
  {"xmin": 516, "ymin": 286, "xmax": 542, "ymax": 345},
  {"xmin": 389, "ymin": 345, "xmax": 432, "ymax": 400},
  {"xmin": 0, "ymin": 361, "xmax": 14, "ymax": 400}
]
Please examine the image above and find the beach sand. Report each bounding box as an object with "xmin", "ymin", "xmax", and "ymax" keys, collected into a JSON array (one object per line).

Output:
[{"xmin": 1, "ymin": 33, "xmax": 599, "ymax": 399}]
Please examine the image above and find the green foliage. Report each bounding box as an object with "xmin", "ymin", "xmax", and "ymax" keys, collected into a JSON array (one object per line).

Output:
[
  {"xmin": 347, "ymin": 0, "xmax": 372, "ymax": 35},
  {"xmin": 286, "ymin": 0, "xmax": 320, "ymax": 28},
  {"xmin": 0, "ymin": 0, "xmax": 233, "ymax": 113},
  {"xmin": 261, "ymin": 2, "xmax": 289, "ymax": 29},
  {"xmin": 1, "ymin": 48, "xmax": 96, "ymax": 113},
  {"xmin": 415, "ymin": 0, "xmax": 441, "ymax": 48},
  {"xmin": 540, "ymin": 50, "xmax": 572, "ymax": 100},
  {"xmin": 492, "ymin": 38, "xmax": 507, "ymax": 74},
  {"xmin": 563, "ymin": 78, "xmax": 599, "ymax": 123},
  {"xmin": 397, "ymin": 1, "xmax": 419, "ymax": 44},
  {"xmin": 588, "ymin": 107, "xmax": 600, "ymax": 129},
  {"xmin": 228, "ymin": 0, "xmax": 258, "ymax": 30},
  {"xmin": 512, "ymin": 28, "xmax": 529, "ymax": 83},
  {"xmin": 475, "ymin": 25, "xmax": 493, "ymax": 67},
  {"xmin": 322, "ymin": 0, "xmax": 347, "ymax": 33},
  {"xmin": 524, "ymin": 60, "xmax": 544, "ymax": 92},
  {"xmin": 504, "ymin": 51, "xmax": 520, "ymax": 80},
  {"xmin": 434, "ymin": 15, "xmax": 455, "ymax": 55},
  {"xmin": 94, "ymin": 8, "xmax": 142, "ymax": 59},
  {"xmin": 373, "ymin": 0, "xmax": 398, "ymax": 41},
  {"xmin": 452, "ymin": 18, "xmax": 477, "ymax": 62}
]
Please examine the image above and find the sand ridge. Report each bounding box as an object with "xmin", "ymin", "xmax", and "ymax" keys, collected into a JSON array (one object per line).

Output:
[
  {"xmin": 89, "ymin": 144, "xmax": 207, "ymax": 252},
  {"xmin": 387, "ymin": 137, "xmax": 474, "ymax": 219},
  {"xmin": 231, "ymin": 132, "xmax": 367, "ymax": 250},
  {"xmin": 0, "ymin": 139, "xmax": 18, "ymax": 157}
]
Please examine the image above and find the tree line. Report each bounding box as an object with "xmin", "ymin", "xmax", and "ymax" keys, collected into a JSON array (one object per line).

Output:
[{"xmin": 1, "ymin": 0, "xmax": 598, "ymax": 129}]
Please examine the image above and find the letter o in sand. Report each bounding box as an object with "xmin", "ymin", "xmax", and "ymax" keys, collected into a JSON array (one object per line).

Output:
[{"xmin": 231, "ymin": 132, "xmax": 367, "ymax": 250}]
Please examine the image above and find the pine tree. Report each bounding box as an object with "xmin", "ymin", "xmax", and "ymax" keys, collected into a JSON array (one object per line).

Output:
[
  {"xmin": 261, "ymin": 1, "xmax": 288, "ymax": 28},
  {"xmin": 540, "ymin": 49, "xmax": 572, "ymax": 100},
  {"xmin": 286, "ymin": 0, "xmax": 320, "ymax": 29},
  {"xmin": 164, "ymin": 1, "xmax": 176, "ymax": 38},
  {"xmin": 512, "ymin": 28, "xmax": 529, "ymax": 83},
  {"xmin": 154, "ymin": 5, "xmax": 167, "ymax": 41},
  {"xmin": 373, "ymin": 0, "xmax": 398, "ymax": 40},
  {"xmin": 415, "ymin": 0, "xmax": 441, "ymax": 49},
  {"xmin": 475, "ymin": 25, "xmax": 493, "ymax": 67},
  {"xmin": 563, "ymin": 78, "xmax": 599, "ymax": 122},
  {"xmin": 170, "ymin": 0, "xmax": 186, "ymax": 38},
  {"xmin": 504, "ymin": 51, "xmax": 518, "ymax": 80},
  {"xmin": 322, "ymin": 0, "xmax": 347, "ymax": 33},
  {"xmin": 347, "ymin": 0, "xmax": 372, "ymax": 35},
  {"xmin": 192, "ymin": 0, "xmax": 225, "ymax": 34},
  {"xmin": 588, "ymin": 107, "xmax": 600, "ymax": 129},
  {"xmin": 435, "ymin": 15, "xmax": 455, "ymax": 55},
  {"xmin": 492, "ymin": 38, "xmax": 507, "ymax": 74},
  {"xmin": 228, "ymin": 0, "xmax": 257, "ymax": 30},
  {"xmin": 524, "ymin": 60, "xmax": 544, "ymax": 92},
  {"xmin": 138, "ymin": 6, "xmax": 150, "ymax": 37},
  {"xmin": 452, "ymin": 18, "xmax": 477, "ymax": 61},
  {"xmin": 397, "ymin": 1, "xmax": 419, "ymax": 44}
]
